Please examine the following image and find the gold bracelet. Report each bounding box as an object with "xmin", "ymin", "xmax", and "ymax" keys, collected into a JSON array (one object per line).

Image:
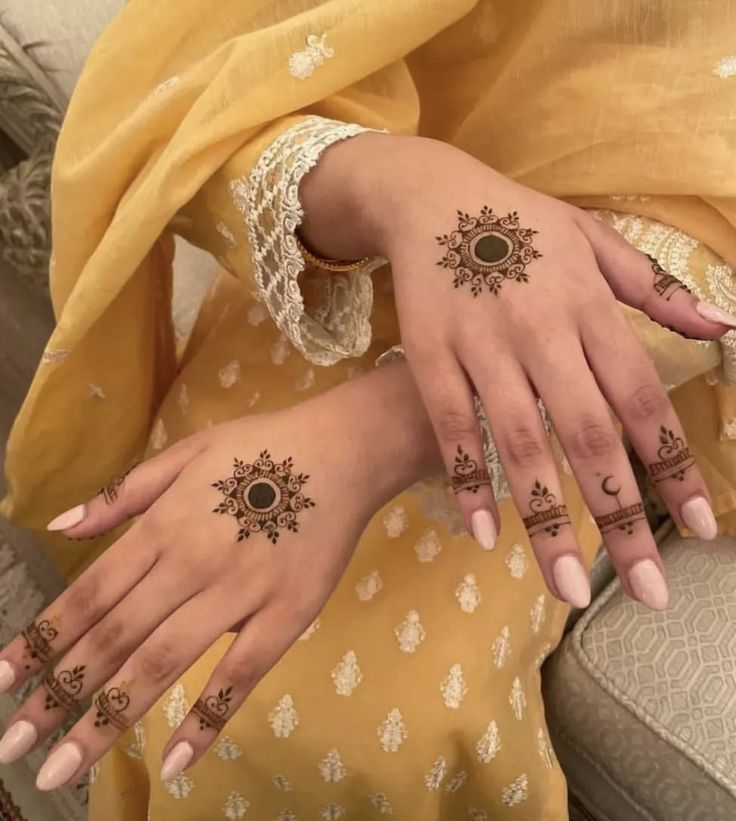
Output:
[{"xmin": 294, "ymin": 231, "xmax": 372, "ymax": 273}]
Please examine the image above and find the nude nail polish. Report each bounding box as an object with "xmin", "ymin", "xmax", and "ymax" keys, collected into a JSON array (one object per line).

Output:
[
  {"xmin": 161, "ymin": 741, "xmax": 195, "ymax": 782},
  {"xmin": 0, "ymin": 721, "xmax": 37, "ymax": 764},
  {"xmin": 629, "ymin": 559, "xmax": 669, "ymax": 611},
  {"xmin": 681, "ymin": 496, "xmax": 718, "ymax": 540},
  {"xmin": 36, "ymin": 742, "xmax": 83, "ymax": 791},
  {"xmin": 552, "ymin": 555, "xmax": 591, "ymax": 608},
  {"xmin": 470, "ymin": 510, "xmax": 497, "ymax": 550},
  {"xmin": 0, "ymin": 661, "xmax": 15, "ymax": 693},
  {"xmin": 47, "ymin": 504, "xmax": 86, "ymax": 531},
  {"xmin": 696, "ymin": 301, "xmax": 736, "ymax": 329}
]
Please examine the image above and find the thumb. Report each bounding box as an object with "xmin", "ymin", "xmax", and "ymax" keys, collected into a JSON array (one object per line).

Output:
[
  {"xmin": 576, "ymin": 210, "xmax": 736, "ymax": 339},
  {"xmin": 45, "ymin": 432, "xmax": 210, "ymax": 538}
]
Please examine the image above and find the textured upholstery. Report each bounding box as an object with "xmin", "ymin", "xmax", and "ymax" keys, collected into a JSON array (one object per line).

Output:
[{"xmin": 544, "ymin": 523, "xmax": 736, "ymax": 821}]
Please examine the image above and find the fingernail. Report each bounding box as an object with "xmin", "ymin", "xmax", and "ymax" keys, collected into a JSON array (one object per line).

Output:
[
  {"xmin": 552, "ymin": 555, "xmax": 591, "ymax": 608},
  {"xmin": 696, "ymin": 301, "xmax": 736, "ymax": 329},
  {"xmin": 0, "ymin": 661, "xmax": 15, "ymax": 693},
  {"xmin": 0, "ymin": 721, "xmax": 37, "ymax": 764},
  {"xmin": 46, "ymin": 504, "xmax": 86, "ymax": 531},
  {"xmin": 629, "ymin": 559, "xmax": 669, "ymax": 611},
  {"xmin": 681, "ymin": 496, "xmax": 718, "ymax": 540},
  {"xmin": 36, "ymin": 741, "xmax": 83, "ymax": 790},
  {"xmin": 470, "ymin": 509, "xmax": 497, "ymax": 550},
  {"xmin": 160, "ymin": 741, "xmax": 194, "ymax": 782}
]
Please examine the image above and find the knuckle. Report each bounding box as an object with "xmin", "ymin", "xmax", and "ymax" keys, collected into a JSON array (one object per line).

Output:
[
  {"xmin": 568, "ymin": 417, "xmax": 618, "ymax": 461},
  {"xmin": 435, "ymin": 409, "xmax": 477, "ymax": 444},
  {"xmin": 503, "ymin": 426, "xmax": 547, "ymax": 469},
  {"xmin": 627, "ymin": 382, "xmax": 668, "ymax": 422},
  {"xmin": 66, "ymin": 579, "xmax": 102, "ymax": 622},
  {"xmin": 137, "ymin": 641, "xmax": 179, "ymax": 685},
  {"xmin": 87, "ymin": 619, "xmax": 127, "ymax": 664},
  {"xmin": 219, "ymin": 655, "xmax": 260, "ymax": 691}
]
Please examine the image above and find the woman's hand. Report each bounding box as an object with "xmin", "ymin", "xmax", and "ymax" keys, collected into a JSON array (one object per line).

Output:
[
  {"xmin": 300, "ymin": 132, "xmax": 732, "ymax": 610},
  {"xmin": 0, "ymin": 364, "xmax": 437, "ymax": 789}
]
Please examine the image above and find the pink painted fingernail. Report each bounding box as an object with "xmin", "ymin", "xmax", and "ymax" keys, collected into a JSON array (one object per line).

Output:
[
  {"xmin": 629, "ymin": 559, "xmax": 669, "ymax": 611},
  {"xmin": 0, "ymin": 661, "xmax": 15, "ymax": 693},
  {"xmin": 681, "ymin": 496, "xmax": 718, "ymax": 540},
  {"xmin": 552, "ymin": 555, "xmax": 591, "ymax": 608},
  {"xmin": 0, "ymin": 721, "xmax": 37, "ymax": 764},
  {"xmin": 161, "ymin": 741, "xmax": 194, "ymax": 782},
  {"xmin": 696, "ymin": 301, "xmax": 736, "ymax": 329},
  {"xmin": 470, "ymin": 509, "xmax": 496, "ymax": 550},
  {"xmin": 46, "ymin": 504, "xmax": 86, "ymax": 531},
  {"xmin": 36, "ymin": 742, "xmax": 83, "ymax": 790}
]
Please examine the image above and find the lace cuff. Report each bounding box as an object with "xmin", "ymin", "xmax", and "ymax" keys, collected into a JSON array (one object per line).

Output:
[{"xmin": 230, "ymin": 115, "xmax": 388, "ymax": 366}]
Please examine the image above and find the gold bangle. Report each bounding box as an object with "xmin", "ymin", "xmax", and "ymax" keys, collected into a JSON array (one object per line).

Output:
[{"xmin": 294, "ymin": 231, "xmax": 372, "ymax": 273}]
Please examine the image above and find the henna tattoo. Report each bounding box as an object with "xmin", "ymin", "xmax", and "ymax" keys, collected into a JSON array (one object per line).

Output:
[
  {"xmin": 94, "ymin": 686, "xmax": 131, "ymax": 731},
  {"xmin": 646, "ymin": 254, "xmax": 690, "ymax": 301},
  {"xmin": 594, "ymin": 476, "xmax": 645, "ymax": 535},
  {"xmin": 648, "ymin": 426, "xmax": 694, "ymax": 483},
  {"xmin": 212, "ymin": 451, "xmax": 315, "ymax": 544},
  {"xmin": 43, "ymin": 665, "xmax": 86, "ymax": 711},
  {"xmin": 98, "ymin": 462, "xmax": 138, "ymax": 505},
  {"xmin": 450, "ymin": 446, "xmax": 491, "ymax": 494},
  {"xmin": 192, "ymin": 686, "xmax": 232, "ymax": 732},
  {"xmin": 522, "ymin": 480, "xmax": 570, "ymax": 537},
  {"xmin": 21, "ymin": 619, "xmax": 58, "ymax": 670},
  {"xmin": 436, "ymin": 207, "xmax": 542, "ymax": 296}
]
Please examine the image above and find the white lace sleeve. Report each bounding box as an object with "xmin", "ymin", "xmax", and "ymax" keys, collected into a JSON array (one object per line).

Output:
[{"xmin": 229, "ymin": 115, "xmax": 388, "ymax": 366}]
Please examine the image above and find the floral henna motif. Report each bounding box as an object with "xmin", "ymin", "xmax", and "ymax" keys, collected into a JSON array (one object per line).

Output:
[
  {"xmin": 212, "ymin": 451, "xmax": 315, "ymax": 544},
  {"xmin": 43, "ymin": 665, "xmax": 86, "ymax": 711},
  {"xmin": 192, "ymin": 686, "xmax": 233, "ymax": 731},
  {"xmin": 21, "ymin": 620, "xmax": 58, "ymax": 670},
  {"xmin": 436, "ymin": 206, "xmax": 542, "ymax": 296},
  {"xmin": 522, "ymin": 480, "xmax": 570, "ymax": 537},
  {"xmin": 646, "ymin": 253, "xmax": 690, "ymax": 301},
  {"xmin": 94, "ymin": 686, "xmax": 131, "ymax": 731},
  {"xmin": 594, "ymin": 476, "xmax": 645, "ymax": 536},
  {"xmin": 648, "ymin": 426, "xmax": 694, "ymax": 483},
  {"xmin": 450, "ymin": 446, "xmax": 491, "ymax": 494}
]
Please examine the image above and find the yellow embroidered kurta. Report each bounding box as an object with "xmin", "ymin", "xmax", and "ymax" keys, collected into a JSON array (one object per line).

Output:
[{"xmin": 2, "ymin": 0, "xmax": 736, "ymax": 818}]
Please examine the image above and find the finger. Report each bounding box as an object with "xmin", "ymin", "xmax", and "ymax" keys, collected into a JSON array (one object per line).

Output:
[
  {"xmin": 0, "ymin": 557, "xmax": 201, "ymax": 764},
  {"xmin": 45, "ymin": 432, "xmax": 210, "ymax": 538},
  {"xmin": 582, "ymin": 308, "xmax": 717, "ymax": 542},
  {"xmin": 469, "ymin": 355, "xmax": 591, "ymax": 608},
  {"xmin": 407, "ymin": 348, "xmax": 500, "ymax": 550},
  {"xmin": 576, "ymin": 210, "xmax": 736, "ymax": 338},
  {"xmin": 32, "ymin": 590, "xmax": 238, "ymax": 791}
]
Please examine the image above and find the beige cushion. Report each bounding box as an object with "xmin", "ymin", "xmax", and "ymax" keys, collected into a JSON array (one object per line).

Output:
[{"xmin": 543, "ymin": 525, "xmax": 736, "ymax": 821}]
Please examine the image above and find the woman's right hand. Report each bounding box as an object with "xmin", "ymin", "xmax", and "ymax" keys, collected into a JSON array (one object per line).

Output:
[{"xmin": 300, "ymin": 131, "xmax": 734, "ymax": 611}]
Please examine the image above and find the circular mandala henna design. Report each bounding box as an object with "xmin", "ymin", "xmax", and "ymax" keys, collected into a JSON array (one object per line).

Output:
[
  {"xmin": 436, "ymin": 207, "xmax": 542, "ymax": 296},
  {"xmin": 212, "ymin": 451, "xmax": 315, "ymax": 544}
]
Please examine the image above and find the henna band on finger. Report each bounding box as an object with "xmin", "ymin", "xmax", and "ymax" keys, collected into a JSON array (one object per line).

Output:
[
  {"xmin": 594, "ymin": 476, "xmax": 646, "ymax": 535},
  {"xmin": 522, "ymin": 481, "xmax": 570, "ymax": 537},
  {"xmin": 646, "ymin": 254, "xmax": 691, "ymax": 301},
  {"xmin": 94, "ymin": 686, "xmax": 131, "ymax": 732},
  {"xmin": 98, "ymin": 462, "xmax": 139, "ymax": 505},
  {"xmin": 648, "ymin": 426, "xmax": 694, "ymax": 483},
  {"xmin": 43, "ymin": 666, "xmax": 86, "ymax": 711},
  {"xmin": 192, "ymin": 687, "xmax": 232, "ymax": 732},
  {"xmin": 21, "ymin": 619, "xmax": 58, "ymax": 669},
  {"xmin": 451, "ymin": 446, "xmax": 491, "ymax": 494}
]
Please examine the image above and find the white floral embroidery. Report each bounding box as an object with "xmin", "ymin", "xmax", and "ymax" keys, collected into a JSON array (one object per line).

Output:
[
  {"xmin": 713, "ymin": 55, "xmax": 736, "ymax": 78},
  {"xmin": 88, "ymin": 761, "xmax": 100, "ymax": 785},
  {"xmin": 440, "ymin": 663, "xmax": 468, "ymax": 709},
  {"xmin": 331, "ymin": 650, "xmax": 362, "ymax": 696},
  {"xmin": 377, "ymin": 707, "xmax": 407, "ymax": 752},
  {"xmin": 151, "ymin": 417, "xmax": 168, "ymax": 451},
  {"xmin": 368, "ymin": 793, "xmax": 393, "ymax": 814},
  {"xmin": 505, "ymin": 543, "xmax": 528, "ymax": 579},
  {"xmin": 509, "ymin": 677, "xmax": 526, "ymax": 720},
  {"xmin": 535, "ymin": 642, "xmax": 552, "ymax": 670},
  {"xmin": 530, "ymin": 594, "xmax": 546, "ymax": 634},
  {"xmin": 218, "ymin": 359, "xmax": 241, "ymax": 388},
  {"xmin": 216, "ymin": 221, "xmax": 237, "ymax": 249},
  {"xmin": 288, "ymin": 34, "xmax": 335, "ymax": 80},
  {"xmin": 272, "ymin": 774, "xmax": 295, "ymax": 791},
  {"xmin": 163, "ymin": 683, "xmax": 189, "ymax": 728},
  {"xmin": 383, "ymin": 505, "xmax": 408, "ymax": 538},
  {"xmin": 356, "ymin": 569, "xmax": 383, "ymax": 602},
  {"xmin": 424, "ymin": 755, "xmax": 447, "ymax": 790},
  {"xmin": 537, "ymin": 728, "xmax": 555, "ymax": 769},
  {"xmin": 153, "ymin": 75, "xmax": 180, "ymax": 95},
  {"xmin": 177, "ymin": 383, "xmax": 189, "ymax": 413},
  {"xmin": 121, "ymin": 721, "xmax": 145, "ymax": 759},
  {"xmin": 275, "ymin": 812, "xmax": 298, "ymax": 821},
  {"xmin": 491, "ymin": 626, "xmax": 511, "ymax": 669},
  {"xmin": 395, "ymin": 610, "xmax": 426, "ymax": 653},
  {"xmin": 247, "ymin": 303, "xmax": 267, "ymax": 326},
  {"xmin": 270, "ymin": 334, "xmax": 291, "ymax": 365},
  {"xmin": 297, "ymin": 616, "xmax": 320, "ymax": 641},
  {"xmin": 501, "ymin": 774, "xmax": 528, "ymax": 807},
  {"xmin": 222, "ymin": 790, "xmax": 250, "ymax": 819},
  {"xmin": 165, "ymin": 773, "xmax": 194, "ymax": 799},
  {"xmin": 476, "ymin": 720, "xmax": 501, "ymax": 763},
  {"xmin": 216, "ymin": 736, "xmax": 243, "ymax": 761},
  {"xmin": 294, "ymin": 369, "xmax": 315, "ymax": 391},
  {"xmin": 414, "ymin": 528, "xmax": 442, "ymax": 562},
  {"xmin": 246, "ymin": 391, "xmax": 260, "ymax": 408},
  {"xmin": 88, "ymin": 383, "xmax": 106, "ymax": 398},
  {"xmin": 724, "ymin": 417, "xmax": 736, "ymax": 439},
  {"xmin": 41, "ymin": 348, "xmax": 71, "ymax": 363},
  {"xmin": 269, "ymin": 694, "xmax": 299, "ymax": 738},
  {"xmin": 445, "ymin": 770, "xmax": 468, "ymax": 793},
  {"xmin": 320, "ymin": 804, "xmax": 345, "ymax": 820},
  {"xmin": 318, "ymin": 748, "xmax": 347, "ymax": 783},
  {"xmin": 467, "ymin": 808, "xmax": 489, "ymax": 821},
  {"xmin": 455, "ymin": 573, "xmax": 481, "ymax": 613}
]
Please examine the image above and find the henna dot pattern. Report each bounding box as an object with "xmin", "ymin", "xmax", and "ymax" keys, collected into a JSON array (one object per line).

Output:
[
  {"xmin": 436, "ymin": 207, "xmax": 542, "ymax": 296},
  {"xmin": 212, "ymin": 451, "xmax": 315, "ymax": 544},
  {"xmin": 451, "ymin": 445, "xmax": 491, "ymax": 494},
  {"xmin": 193, "ymin": 686, "xmax": 233, "ymax": 732},
  {"xmin": 522, "ymin": 480, "xmax": 570, "ymax": 537}
]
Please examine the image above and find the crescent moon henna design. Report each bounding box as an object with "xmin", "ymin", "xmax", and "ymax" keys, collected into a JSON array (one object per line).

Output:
[
  {"xmin": 451, "ymin": 445, "xmax": 491, "ymax": 494},
  {"xmin": 436, "ymin": 207, "xmax": 542, "ymax": 297},
  {"xmin": 192, "ymin": 686, "xmax": 233, "ymax": 732},
  {"xmin": 648, "ymin": 426, "xmax": 694, "ymax": 483},
  {"xmin": 594, "ymin": 475, "xmax": 646, "ymax": 536},
  {"xmin": 211, "ymin": 451, "xmax": 315, "ymax": 544},
  {"xmin": 94, "ymin": 686, "xmax": 131, "ymax": 731},
  {"xmin": 522, "ymin": 480, "xmax": 571, "ymax": 537},
  {"xmin": 43, "ymin": 665, "xmax": 86, "ymax": 711},
  {"xmin": 646, "ymin": 254, "xmax": 691, "ymax": 301},
  {"xmin": 21, "ymin": 619, "xmax": 58, "ymax": 670}
]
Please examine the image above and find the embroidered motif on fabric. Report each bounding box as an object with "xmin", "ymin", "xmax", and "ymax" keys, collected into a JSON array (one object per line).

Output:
[
  {"xmin": 476, "ymin": 720, "xmax": 501, "ymax": 763},
  {"xmin": 218, "ymin": 360, "xmax": 241, "ymax": 388},
  {"xmin": 509, "ymin": 677, "xmax": 526, "ymax": 720},
  {"xmin": 177, "ymin": 383, "xmax": 189, "ymax": 413},
  {"xmin": 319, "ymin": 749, "xmax": 347, "ymax": 783},
  {"xmin": 530, "ymin": 594, "xmax": 546, "ymax": 634},
  {"xmin": 331, "ymin": 650, "xmax": 362, "ymax": 696},
  {"xmin": 268, "ymin": 694, "xmax": 299, "ymax": 738},
  {"xmin": 87, "ymin": 383, "xmax": 106, "ymax": 398},
  {"xmin": 368, "ymin": 793, "xmax": 393, "ymax": 814},
  {"xmin": 501, "ymin": 773, "xmax": 528, "ymax": 806},
  {"xmin": 491, "ymin": 626, "xmax": 511, "ymax": 669},
  {"xmin": 505, "ymin": 543, "xmax": 528, "ymax": 579},
  {"xmin": 414, "ymin": 528, "xmax": 442, "ymax": 562},
  {"xmin": 275, "ymin": 812, "xmax": 298, "ymax": 821},
  {"xmin": 356, "ymin": 570, "xmax": 383, "ymax": 602},
  {"xmin": 41, "ymin": 348, "xmax": 71, "ymax": 364},
  {"xmin": 713, "ymin": 56, "xmax": 736, "ymax": 78},
  {"xmin": 377, "ymin": 707, "xmax": 408, "ymax": 752},
  {"xmin": 467, "ymin": 809, "xmax": 489, "ymax": 821},
  {"xmin": 288, "ymin": 34, "xmax": 335, "ymax": 80},
  {"xmin": 424, "ymin": 755, "xmax": 448, "ymax": 790},
  {"xmin": 294, "ymin": 369, "xmax": 316, "ymax": 391},
  {"xmin": 297, "ymin": 616, "xmax": 321, "ymax": 641},
  {"xmin": 164, "ymin": 773, "xmax": 194, "ymax": 799},
  {"xmin": 151, "ymin": 418, "xmax": 168, "ymax": 451},
  {"xmin": 247, "ymin": 303, "xmax": 267, "ymax": 326},
  {"xmin": 440, "ymin": 663, "xmax": 468, "ymax": 709},
  {"xmin": 383, "ymin": 504, "xmax": 408, "ymax": 538},
  {"xmin": 121, "ymin": 722, "xmax": 145, "ymax": 759},
  {"xmin": 88, "ymin": 761, "xmax": 100, "ymax": 785},
  {"xmin": 163, "ymin": 683, "xmax": 190, "ymax": 728},
  {"xmin": 445, "ymin": 770, "xmax": 468, "ymax": 793},
  {"xmin": 222, "ymin": 790, "xmax": 250, "ymax": 819},
  {"xmin": 395, "ymin": 610, "xmax": 426, "ymax": 653},
  {"xmin": 537, "ymin": 728, "xmax": 555, "ymax": 769},
  {"xmin": 272, "ymin": 774, "xmax": 295, "ymax": 791},
  {"xmin": 215, "ymin": 736, "xmax": 243, "ymax": 761},
  {"xmin": 270, "ymin": 334, "xmax": 291, "ymax": 366},
  {"xmin": 216, "ymin": 221, "xmax": 236, "ymax": 249},
  {"xmin": 320, "ymin": 803, "xmax": 345, "ymax": 820},
  {"xmin": 455, "ymin": 573, "xmax": 482, "ymax": 613}
]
